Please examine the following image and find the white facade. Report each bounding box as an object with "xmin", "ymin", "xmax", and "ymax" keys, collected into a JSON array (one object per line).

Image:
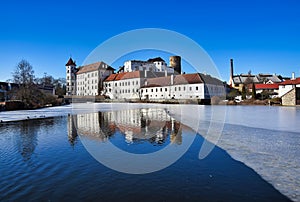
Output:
[
  {"xmin": 279, "ymin": 83, "xmax": 300, "ymax": 97},
  {"xmin": 140, "ymin": 74, "xmax": 225, "ymax": 100},
  {"xmin": 104, "ymin": 77, "xmax": 142, "ymax": 99},
  {"xmin": 140, "ymin": 83, "xmax": 225, "ymax": 100},
  {"xmin": 76, "ymin": 62, "xmax": 114, "ymax": 96}
]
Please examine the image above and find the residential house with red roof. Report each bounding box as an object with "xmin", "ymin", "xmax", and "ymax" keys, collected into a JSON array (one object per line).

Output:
[{"xmin": 278, "ymin": 76, "xmax": 300, "ymax": 105}]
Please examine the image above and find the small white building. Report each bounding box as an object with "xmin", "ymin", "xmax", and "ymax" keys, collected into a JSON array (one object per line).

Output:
[
  {"xmin": 278, "ymin": 77, "xmax": 300, "ymax": 105},
  {"xmin": 76, "ymin": 61, "xmax": 114, "ymax": 96}
]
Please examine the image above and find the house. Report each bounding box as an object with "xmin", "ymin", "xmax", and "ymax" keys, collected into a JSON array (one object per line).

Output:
[
  {"xmin": 278, "ymin": 77, "xmax": 300, "ymax": 105},
  {"xmin": 249, "ymin": 83, "xmax": 280, "ymax": 97},
  {"xmin": 228, "ymin": 59, "xmax": 283, "ymax": 91},
  {"xmin": 103, "ymin": 71, "xmax": 170, "ymax": 99},
  {"xmin": 140, "ymin": 73, "xmax": 225, "ymax": 101},
  {"xmin": 76, "ymin": 61, "xmax": 114, "ymax": 96},
  {"xmin": 65, "ymin": 57, "xmax": 115, "ymax": 96},
  {"xmin": 0, "ymin": 82, "xmax": 20, "ymax": 101}
]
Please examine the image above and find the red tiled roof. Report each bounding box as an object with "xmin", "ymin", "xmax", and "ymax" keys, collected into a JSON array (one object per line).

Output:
[
  {"xmin": 254, "ymin": 83, "xmax": 279, "ymax": 90},
  {"xmin": 279, "ymin": 78, "xmax": 300, "ymax": 85},
  {"xmin": 65, "ymin": 58, "xmax": 76, "ymax": 66},
  {"xmin": 174, "ymin": 73, "xmax": 203, "ymax": 85},
  {"xmin": 105, "ymin": 71, "xmax": 142, "ymax": 81},
  {"xmin": 142, "ymin": 73, "xmax": 203, "ymax": 88}
]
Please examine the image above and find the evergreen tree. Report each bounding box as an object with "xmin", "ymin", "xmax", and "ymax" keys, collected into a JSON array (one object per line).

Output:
[
  {"xmin": 251, "ymin": 83, "xmax": 256, "ymax": 99},
  {"xmin": 241, "ymin": 85, "xmax": 246, "ymax": 100}
]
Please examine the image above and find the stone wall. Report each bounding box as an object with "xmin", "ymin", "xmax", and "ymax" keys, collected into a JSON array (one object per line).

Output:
[{"xmin": 282, "ymin": 88, "xmax": 296, "ymax": 106}]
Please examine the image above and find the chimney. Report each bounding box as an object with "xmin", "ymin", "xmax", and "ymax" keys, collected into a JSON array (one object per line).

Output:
[
  {"xmin": 171, "ymin": 74, "xmax": 174, "ymax": 85},
  {"xmin": 144, "ymin": 70, "xmax": 147, "ymax": 78},
  {"xmin": 230, "ymin": 59, "xmax": 234, "ymax": 78},
  {"xmin": 229, "ymin": 59, "xmax": 234, "ymax": 86},
  {"xmin": 292, "ymin": 72, "xmax": 295, "ymax": 80}
]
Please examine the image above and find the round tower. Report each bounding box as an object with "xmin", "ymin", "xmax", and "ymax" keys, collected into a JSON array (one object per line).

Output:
[{"xmin": 169, "ymin": 56, "xmax": 181, "ymax": 74}]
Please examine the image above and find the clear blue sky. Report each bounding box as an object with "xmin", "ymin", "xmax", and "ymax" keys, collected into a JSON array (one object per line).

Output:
[{"xmin": 1, "ymin": 0, "xmax": 300, "ymax": 82}]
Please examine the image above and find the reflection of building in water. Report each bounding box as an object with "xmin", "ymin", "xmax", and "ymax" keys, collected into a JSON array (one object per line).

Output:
[
  {"xmin": 72, "ymin": 108, "xmax": 182, "ymax": 145},
  {"xmin": 75, "ymin": 112, "xmax": 115, "ymax": 142},
  {"xmin": 67, "ymin": 114, "xmax": 78, "ymax": 147}
]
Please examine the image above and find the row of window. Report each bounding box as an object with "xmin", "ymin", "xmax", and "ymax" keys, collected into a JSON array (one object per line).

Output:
[
  {"xmin": 116, "ymin": 89, "xmax": 139, "ymax": 94},
  {"xmin": 77, "ymin": 85, "xmax": 98, "ymax": 91},
  {"xmin": 77, "ymin": 79, "xmax": 98, "ymax": 86},
  {"xmin": 105, "ymin": 80, "xmax": 139, "ymax": 87},
  {"xmin": 141, "ymin": 86, "xmax": 200, "ymax": 93}
]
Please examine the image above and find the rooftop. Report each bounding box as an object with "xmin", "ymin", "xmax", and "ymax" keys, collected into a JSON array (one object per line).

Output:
[
  {"xmin": 65, "ymin": 58, "xmax": 76, "ymax": 66},
  {"xmin": 77, "ymin": 61, "xmax": 114, "ymax": 74}
]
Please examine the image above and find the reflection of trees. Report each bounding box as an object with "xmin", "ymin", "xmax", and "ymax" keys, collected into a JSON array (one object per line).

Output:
[
  {"xmin": 17, "ymin": 122, "xmax": 37, "ymax": 161},
  {"xmin": 16, "ymin": 119, "xmax": 56, "ymax": 161}
]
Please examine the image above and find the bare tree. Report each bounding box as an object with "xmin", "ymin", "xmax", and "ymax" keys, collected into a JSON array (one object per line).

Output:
[{"xmin": 12, "ymin": 60, "xmax": 36, "ymax": 105}]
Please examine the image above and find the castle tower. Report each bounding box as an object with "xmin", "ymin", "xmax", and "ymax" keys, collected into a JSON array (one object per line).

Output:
[
  {"xmin": 169, "ymin": 56, "xmax": 181, "ymax": 74},
  {"xmin": 65, "ymin": 57, "xmax": 77, "ymax": 95}
]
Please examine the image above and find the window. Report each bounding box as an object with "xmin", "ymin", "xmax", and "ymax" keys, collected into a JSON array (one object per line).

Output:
[
  {"xmin": 160, "ymin": 88, "xmax": 162, "ymax": 92},
  {"xmin": 165, "ymin": 88, "xmax": 167, "ymax": 92},
  {"xmin": 189, "ymin": 87, "xmax": 192, "ymax": 91},
  {"xmin": 175, "ymin": 87, "xmax": 177, "ymax": 91},
  {"xmin": 151, "ymin": 89, "xmax": 153, "ymax": 92},
  {"xmin": 178, "ymin": 87, "xmax": 181, "ymax": 91},
  {"xmin": 183, "ymin": 87, "xmax": 186, "ymax": 91},
  {"xmin": 196, "ymin": 86, "xmax": 199, "ymax": 90},
  {"xmin": 156, "ymin": 88, "xmax": 158, "ymax": 92}
]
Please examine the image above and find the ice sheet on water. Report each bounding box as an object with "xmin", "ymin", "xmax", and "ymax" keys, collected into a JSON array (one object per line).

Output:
[{"xmin": 0, "ymin": 103, "xmax": 299, "ymax": 201}]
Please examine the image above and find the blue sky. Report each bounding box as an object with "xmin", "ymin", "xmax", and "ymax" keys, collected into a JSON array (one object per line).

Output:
[{"xmin": 0, "ymin": 0, "xmax": 300, "ymax": 82}]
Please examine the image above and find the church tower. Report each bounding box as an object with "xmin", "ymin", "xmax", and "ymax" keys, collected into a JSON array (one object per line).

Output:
[{"xmin": 65, "ymin": 57, "xmax": 77, "ymax": 95}]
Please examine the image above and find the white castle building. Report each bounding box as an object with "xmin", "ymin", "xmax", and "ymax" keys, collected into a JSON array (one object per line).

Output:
[
  {"xmin": 103, "ymin": 56, "xmax": 225, "ymax": 101},
  {"xmin": 65, "ymin": 58, "xmax": 114, "ymax": 96},
  {"xmin": 66, "ymin": 56, "xmax": 225, "ymax": 101}
]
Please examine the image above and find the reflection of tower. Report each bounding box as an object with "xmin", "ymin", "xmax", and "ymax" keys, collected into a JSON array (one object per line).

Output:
[
  {"xmin": 67, "ymin": 114, "xmax": 78, "ymax": 147},
  {"xmin": 169, "ymin": 56, "xmax": 181, "ymax": 74},
  {"xmin": 170, "ymin": 119, "xmax": 182, "ymax": 145}
]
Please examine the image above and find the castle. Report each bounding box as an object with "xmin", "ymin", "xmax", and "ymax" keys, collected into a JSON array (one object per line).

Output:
[{"xmin": 65, "ymin": 56, "xmax": 226, "ymax": 101}]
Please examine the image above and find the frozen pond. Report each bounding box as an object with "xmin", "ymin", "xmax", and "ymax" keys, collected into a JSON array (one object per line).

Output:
[{"xmin": 0, "ymin": 103, "xmax": 299, "ymax": 201}]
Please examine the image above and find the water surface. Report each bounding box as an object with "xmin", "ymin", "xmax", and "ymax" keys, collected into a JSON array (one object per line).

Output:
[{"xmin": 0, "ymin": 106, "xmax": 293, "ymax": 201}]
